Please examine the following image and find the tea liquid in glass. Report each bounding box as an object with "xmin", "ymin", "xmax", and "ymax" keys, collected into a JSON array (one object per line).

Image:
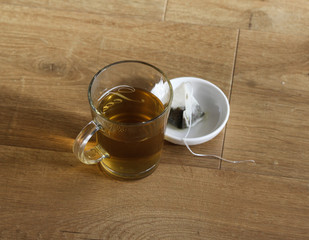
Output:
[{"xmin": 97, "ymin": 86, "xmax": 165, "ymax": 178}]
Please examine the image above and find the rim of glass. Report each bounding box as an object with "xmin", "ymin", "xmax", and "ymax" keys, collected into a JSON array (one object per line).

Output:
[{"xmin": 88, "ymin": 60, "xmax": 173, "ymax": 126}]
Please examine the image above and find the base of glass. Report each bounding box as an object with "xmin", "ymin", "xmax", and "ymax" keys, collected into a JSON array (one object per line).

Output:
[{"xmin": 98, "ymin": 161, "xmax": 159, "ymax": 180}]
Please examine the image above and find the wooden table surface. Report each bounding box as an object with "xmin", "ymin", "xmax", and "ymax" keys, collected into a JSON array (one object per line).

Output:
[{"xmin": 1, "ymin": 1, "xmax": 309, "ymax": 239}]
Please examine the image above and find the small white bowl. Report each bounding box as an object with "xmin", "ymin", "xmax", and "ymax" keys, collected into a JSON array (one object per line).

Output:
[{"xmin": 165, "ymin": 77, "xmax": 230, "ymax": 145}]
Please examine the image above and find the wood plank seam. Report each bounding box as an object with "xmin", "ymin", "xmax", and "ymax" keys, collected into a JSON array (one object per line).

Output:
[
  {"xmin": 219, "ymin": 28, "xmax": 240, "ymax": 169},
  {"xmin": 162, "ymin": 0, "xmax": 169, "ymax": 21}
]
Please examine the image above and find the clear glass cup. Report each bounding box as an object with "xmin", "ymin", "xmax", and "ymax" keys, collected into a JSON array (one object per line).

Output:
[{"xmin": 73, "ymin": 60, "xmax": 173, "ymax": 179}]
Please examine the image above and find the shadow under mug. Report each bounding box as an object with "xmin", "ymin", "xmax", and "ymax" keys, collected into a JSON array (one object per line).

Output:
[{"xmin": 73, "ymin": 60, "xmax": 173, "ymax": 179}]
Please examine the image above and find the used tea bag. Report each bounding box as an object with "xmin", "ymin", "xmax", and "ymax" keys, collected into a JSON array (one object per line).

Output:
[
  {"xmin": 168, "ymin": 82, "xmax": 204, "ymax": 129},
  {"xmin": 166, "ymin": 81, "xmax": 255, "ymax": 164}
]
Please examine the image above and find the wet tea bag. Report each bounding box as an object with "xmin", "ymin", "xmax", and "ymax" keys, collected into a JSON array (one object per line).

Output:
[
  {"xmin": 168, "ymin": 82, "xmax": 204, "ymax": 129},
  {"xmin": 166, "ymin": 81, "xmax": 255, "ymax": 164}
]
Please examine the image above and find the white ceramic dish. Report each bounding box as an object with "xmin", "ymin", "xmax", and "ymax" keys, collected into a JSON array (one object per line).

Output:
[{"xmin": 164, "ymin": 77, "xmax": 230, "ymax": 145}]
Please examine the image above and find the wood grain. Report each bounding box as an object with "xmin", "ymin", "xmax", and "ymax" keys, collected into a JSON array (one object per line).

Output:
[
  {"xmin": 222, "ymin": 30, "xmax": 309, "ymax": 179},
  {"xmin": 1, "ymin": 0, "xmax": 167, "ymax": 20},
  {"xmin": 0, "ymin": 4, "xmax": 237, "ymax": 169},
  {"xmin": 1, "ymin": 1, "xmax": 309, "ymax": 239},
  {"xmin": 165, "ymin": 0, "xmax": 309, "ymax": 35},
  {"xmin": 1, "ymin": 145, "xmax": 308, "ymax": 239}
]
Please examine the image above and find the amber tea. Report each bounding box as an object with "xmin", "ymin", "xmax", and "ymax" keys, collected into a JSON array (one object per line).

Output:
[
  {"xmin": 96, "ymin": 86, "xmax": 165, "ymax": 178},
  {"xmin": 73, "ymin": 61, "xmax": 172, "ymax": 179}
]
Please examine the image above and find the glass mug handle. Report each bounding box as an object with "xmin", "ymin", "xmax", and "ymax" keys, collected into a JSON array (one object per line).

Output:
[{"xmin": 73, "ymin": 120, "xmax": 109, "ymax": 164}]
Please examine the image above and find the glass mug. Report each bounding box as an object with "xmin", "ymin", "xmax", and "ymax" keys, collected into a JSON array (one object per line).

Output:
[{"xmin": 73, "ymin": 60, "xmax": 173, "ymax": 179}]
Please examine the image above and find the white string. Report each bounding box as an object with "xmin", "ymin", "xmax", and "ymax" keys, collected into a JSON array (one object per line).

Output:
[{"xmin": 182, "ymin": 89, "xmax": 255, "ymax": 164}]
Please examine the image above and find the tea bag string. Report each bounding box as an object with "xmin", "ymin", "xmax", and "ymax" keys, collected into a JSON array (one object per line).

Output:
[{"xmin": 182, "ymin": 89, "xmax": 255, "ymax": 164}]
